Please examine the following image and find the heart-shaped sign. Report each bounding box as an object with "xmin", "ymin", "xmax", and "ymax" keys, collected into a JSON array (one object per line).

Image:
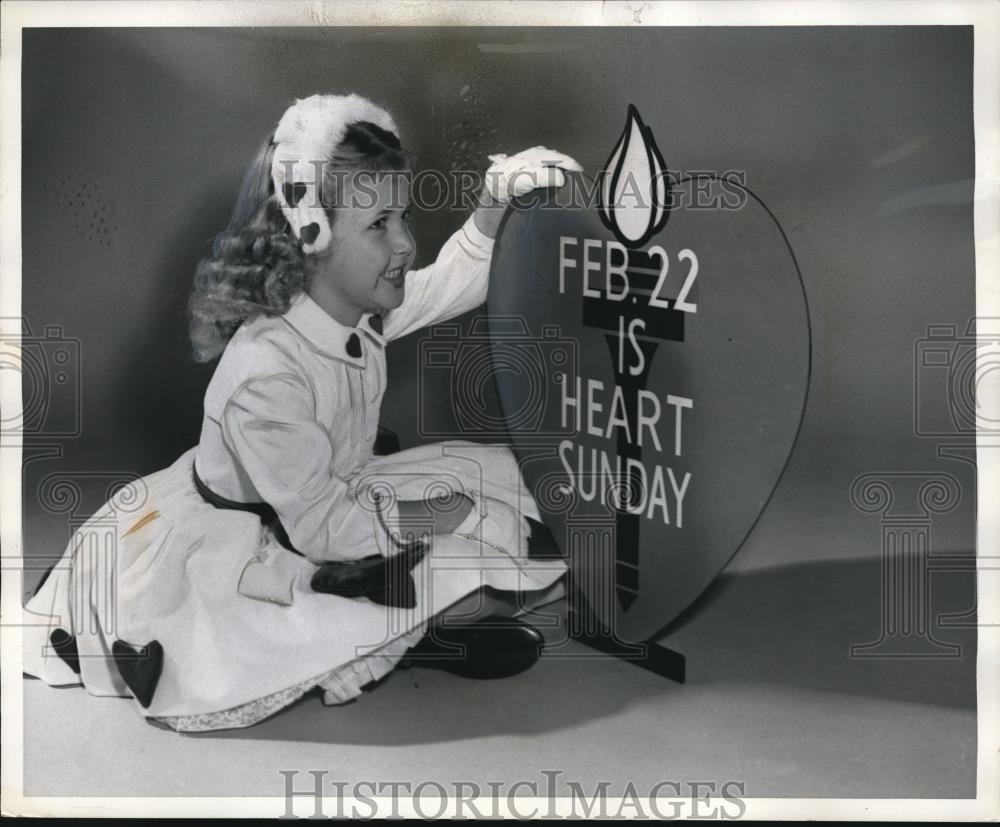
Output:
[{"xmin": 486, "ymin": 173, "xmax": 810, "ymax": 643}]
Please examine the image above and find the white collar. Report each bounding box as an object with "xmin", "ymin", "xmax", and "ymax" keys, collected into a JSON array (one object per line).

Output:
[{"xmin": 280, "ymin": 293, "xmax": 386, "ymax": 366}]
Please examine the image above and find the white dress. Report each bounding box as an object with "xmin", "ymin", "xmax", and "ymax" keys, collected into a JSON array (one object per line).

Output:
[{"xmin": 22, "ymin": 214, "xmax": 567, "ymax": 732}]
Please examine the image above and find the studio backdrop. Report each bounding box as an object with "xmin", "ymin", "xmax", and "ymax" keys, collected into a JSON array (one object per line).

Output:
[{"xmin": 20, "ymin": 26, "xmax": 976, "ymax": 637}]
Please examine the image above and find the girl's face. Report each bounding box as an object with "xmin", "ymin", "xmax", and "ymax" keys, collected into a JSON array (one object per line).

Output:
[{"xmin": 307, "ymin": 170, "xmax": 416, "ymax": 326}]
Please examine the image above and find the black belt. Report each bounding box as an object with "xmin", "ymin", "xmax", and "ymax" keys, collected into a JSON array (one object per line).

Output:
[
  {"xmin": 191, "ymin": 463, "xmax": 427, "ymax": 608},
  {"xmin": 192, "ymin": 463, "xmax": 299, "ymax": 555}
]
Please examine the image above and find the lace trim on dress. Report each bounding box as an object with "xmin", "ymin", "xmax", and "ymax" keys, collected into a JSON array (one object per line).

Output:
[{"xmin": 151, "ymin": 625, "xmax": 425, "ymax": 732}]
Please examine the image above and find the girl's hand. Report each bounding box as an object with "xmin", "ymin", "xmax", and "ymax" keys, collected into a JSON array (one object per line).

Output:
[
  {"xmin": 396, "ymin": 492, "xmax": 475, "ymax": 536},
  {"xmin": 473, "ymin": 146, "xmax": 582, "ymax": 238}
]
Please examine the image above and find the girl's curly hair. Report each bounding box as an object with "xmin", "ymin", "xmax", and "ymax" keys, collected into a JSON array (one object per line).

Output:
[{"xmin": 189, "ymin": 119, "xmax": 414, "ymax": 362}]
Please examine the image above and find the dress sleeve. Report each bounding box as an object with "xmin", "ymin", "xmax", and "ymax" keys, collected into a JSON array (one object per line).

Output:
[
  {"xmin": 220, "ymin": 372, "xmax": 395, "ymax": 564},
  {"xmin": 382, "ymin": 213, "xmax": 496, "ymax": 342}
]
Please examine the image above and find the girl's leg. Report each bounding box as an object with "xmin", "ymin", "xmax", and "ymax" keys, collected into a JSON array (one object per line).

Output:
[
  {"xmin": 433, "ymin": 574, "xmax": 567, "ymax": 625},
  {"xmin": 511, "ymin": 576, "xmax": 567, "ymax": 617},
  {"xmin": 433, "ymin": 587, "xmax": 514, "ymax": 625},
  {"xmin": 400, "ymin": 576, "xmax": 567, "ymax": 680}
]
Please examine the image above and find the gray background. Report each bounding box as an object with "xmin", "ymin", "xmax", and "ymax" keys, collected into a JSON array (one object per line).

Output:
[
  {"xmin": 19, "ymin": 26, "xmax": 977, "ymax": 798},
  {"xmin": 20, "ymin": 26, "xmax": 976, "ymax": 566}
]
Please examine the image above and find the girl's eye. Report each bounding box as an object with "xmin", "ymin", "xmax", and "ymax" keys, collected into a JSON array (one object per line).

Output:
[
  {"xmin": 402, "ymin": 209, "xmax": 412, "ymax": 223},
  {"xmin": 369, "ymin": 217, "xmax": 388, "ymax": 230}
]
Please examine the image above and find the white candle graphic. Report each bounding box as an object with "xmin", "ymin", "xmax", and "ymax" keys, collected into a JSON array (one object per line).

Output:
[{"xmin": 598, "ymin": 104, "xmax": 671, "ymax": 248}]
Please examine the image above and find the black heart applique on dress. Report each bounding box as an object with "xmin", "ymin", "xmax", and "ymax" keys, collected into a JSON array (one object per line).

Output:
[
  {"xmin": 346, "ymin": 333, "xmax": 362, "ymax": 358},
  {"xmin": 50, "ymin": 628, "xmax": 81, "ymax": 674},
  {"xmin": 112, "ymin": 639, "xmax": 164, "ymax": 709}
]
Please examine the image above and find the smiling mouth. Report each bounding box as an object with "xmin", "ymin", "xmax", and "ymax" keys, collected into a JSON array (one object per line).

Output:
[{"xmin": 380, "ymin": 266, "xmax": 406, "ymax": 288}]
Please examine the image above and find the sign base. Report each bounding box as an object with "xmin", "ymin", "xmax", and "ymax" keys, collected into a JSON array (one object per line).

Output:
[
  {"xmin": 567, "ymin": 588, "xmax": 686, "ymax": 684},
  {"xmin": 526, "ymin": 516, "xmax": 686, "ymax": 683}
]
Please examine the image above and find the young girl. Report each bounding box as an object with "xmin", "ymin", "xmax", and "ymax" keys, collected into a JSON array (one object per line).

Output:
[{"xmin": 22, "ymin": 93, "xmax": 578, "ymax": 732}]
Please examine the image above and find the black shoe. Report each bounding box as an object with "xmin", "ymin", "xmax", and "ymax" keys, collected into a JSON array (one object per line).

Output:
[{"xmin": 400, "ymin": 616, "xmax": 543, "ymax": 679}]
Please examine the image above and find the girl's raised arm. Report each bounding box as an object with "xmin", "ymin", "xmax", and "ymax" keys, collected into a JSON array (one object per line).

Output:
[
  {"xmin": 381, "ymin": 214, "xmax": 496, "ymax": 342},
  {"xmin": 382, "ymin": 146, "xmax": 581, "ymax": 342}
]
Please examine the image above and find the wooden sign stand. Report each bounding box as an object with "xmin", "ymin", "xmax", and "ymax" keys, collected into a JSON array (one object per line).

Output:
[
  {"xmin": 527, "ymin": 517, "xmax": 685, "ymax": 683},
  {"xmin": 567, "ymin": 581, "xmax": 686, "ymax": 684}
]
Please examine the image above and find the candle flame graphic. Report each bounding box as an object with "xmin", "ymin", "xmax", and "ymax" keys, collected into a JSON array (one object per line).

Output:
[{"xmin": 598, "ymin": 105, "xmax": 671, "ymax": 248}]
